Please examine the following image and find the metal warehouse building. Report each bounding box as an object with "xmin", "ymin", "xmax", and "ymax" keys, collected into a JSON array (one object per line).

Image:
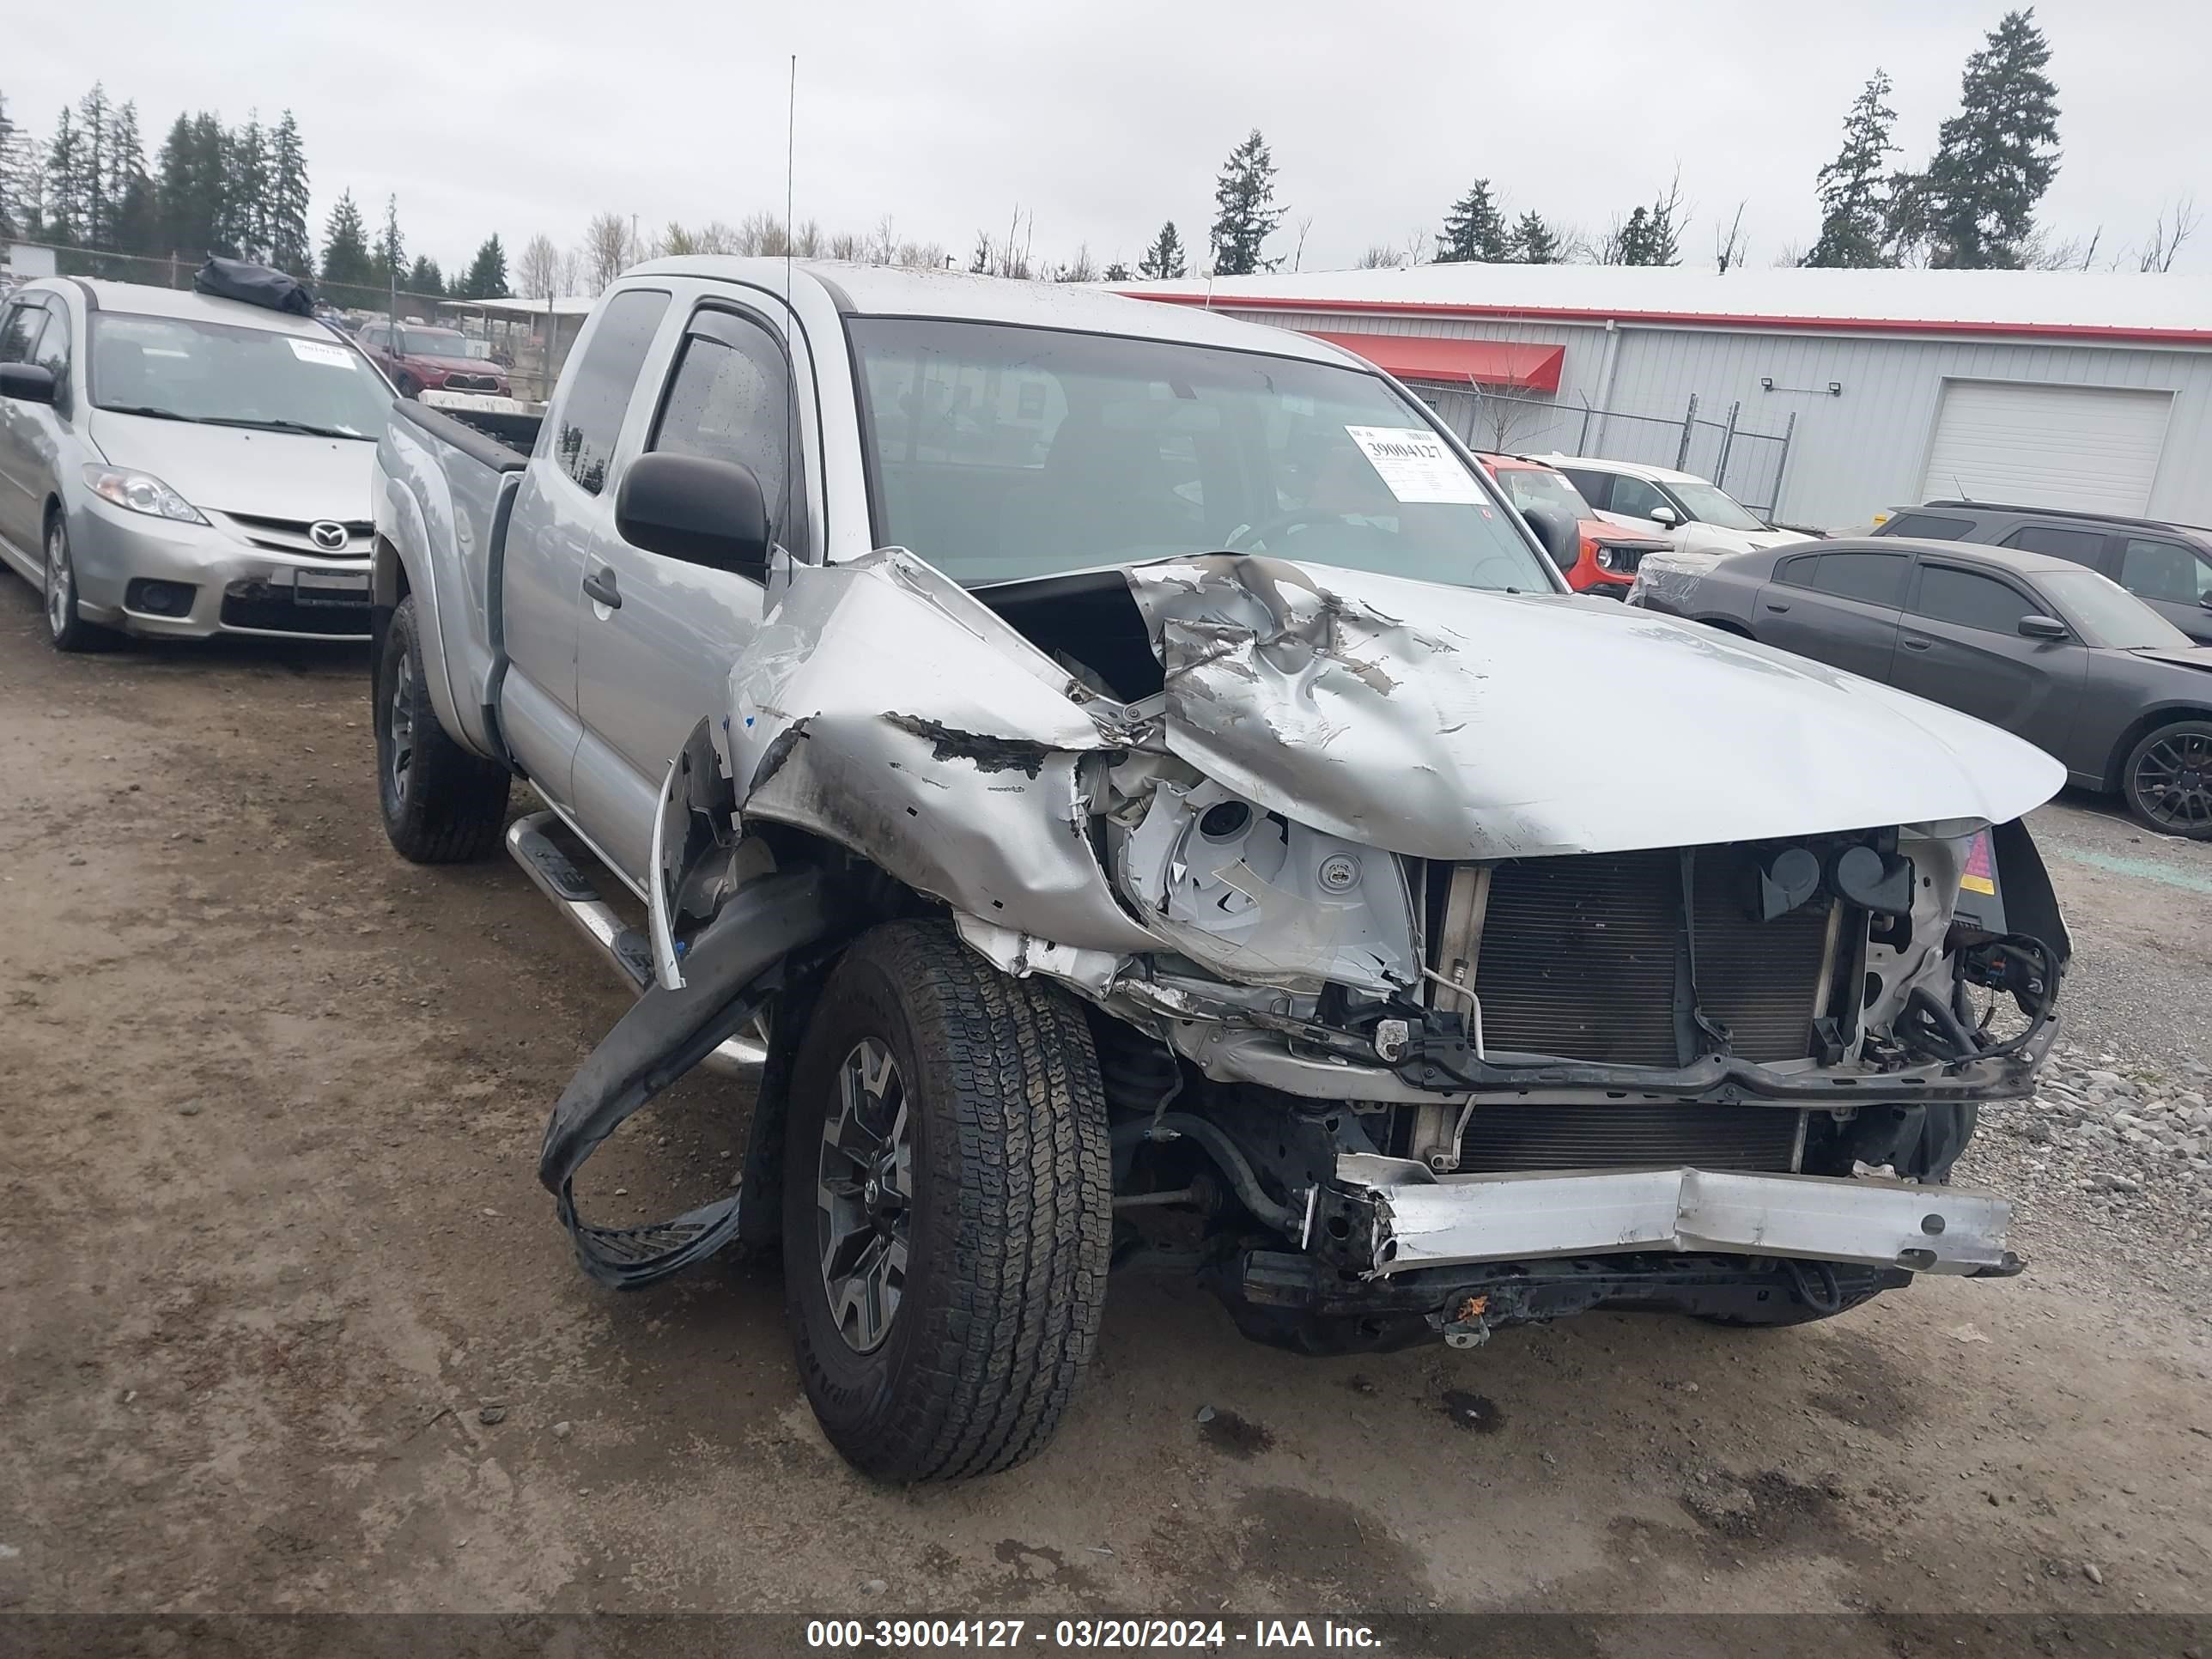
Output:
[{"xmin": 1124, "ymin": 265, "xmax": 2212, "ymax": 532}]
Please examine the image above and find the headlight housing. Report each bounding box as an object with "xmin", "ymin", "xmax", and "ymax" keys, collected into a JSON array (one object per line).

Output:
[{"xmin": 82, "ymin": 465, "xmax": 208, "ymax": 525}]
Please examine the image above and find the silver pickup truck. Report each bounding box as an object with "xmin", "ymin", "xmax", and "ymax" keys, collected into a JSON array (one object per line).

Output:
[{"xmin": 372, "ymin": 258, "xmax": 2072, "ymax": 1483}]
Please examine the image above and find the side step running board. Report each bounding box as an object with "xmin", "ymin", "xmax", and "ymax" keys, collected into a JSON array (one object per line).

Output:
[{"xmin": 505, "ymin": 811, "xmax": 765, "ymax": 1073}]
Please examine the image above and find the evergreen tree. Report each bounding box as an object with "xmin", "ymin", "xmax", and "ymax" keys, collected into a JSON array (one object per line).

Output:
[
  {"xmin": 459, "ymin": 234, "xmax": 508, "ymax": 299},
  {"xmin": 44, "ymin": 107, "xmax": 82, "ymax": 244},
  {"xmin": 75, "ymin": 84, "xmax": 111, "ymax": 248},
  {"xmin": 1911, "ymin": 9, "xmax": 2061, "ymax": 269},
  {"xmin": 373, "ymin": 193, "xmax": 404, "ymax": 287},
  {"xmin": 267, "ymin": 112, "xmax": 312, "ymax": 277},
  {"xmin": 2, "ymin": 97, "xmax": 45, "ymax": 242},
  {"xmin": 1602, "ymin": 177, "xmax": 1686, "ymax": 266},
  {"xmin": 319, "ymin": 190, "xmax": 375, "ymax": 290},
  {"xmin": 1437, "ymin": 179, "xmax": 1510, "ymax": 263},
  {"xmin": 223, "ymin": 114, "xmax": 270, "ymax": 259},
  {"xmin": 1805, "ymin": 70, "xmax": 1899, "ymax": 268},
  {"xmin": 1208, "ymin": 131, "xmax": 1282, "ymax": 276},
  {"xmin": 1507, "ymin": 210, "xmax": 1561, "ymax": 264},
  {"xmin": 1136, "ymin": 220, "xmax": 1187, "ymax": 279},
  {"xmin": 155, "ymin": 112, "xmax": 228, "ymax": 258},
  {"xmin": 405, "ymin": 255, "xmax": 444, "ymax": 296},
  {"xmin": 107, "ymin": 101, "xmax": 155, "ymax": 256},
  {"xmin": 0, "ymin": 89, "xmax": 18, "ymax": 237},
  {"xmin": 1103, "ymin": 261, "xmax": 1132, "ymax": 282}
]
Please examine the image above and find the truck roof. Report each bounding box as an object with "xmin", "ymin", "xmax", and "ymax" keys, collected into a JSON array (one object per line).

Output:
[{"xmin": 627, "ymin": 257, "xmax": 1356, "ymax": 368}]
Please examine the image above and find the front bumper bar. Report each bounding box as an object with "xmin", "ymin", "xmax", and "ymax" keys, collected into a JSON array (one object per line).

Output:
[{"xmin": 1315, "ymin": 1154, "xmax": 2016, "ymax": 1279}]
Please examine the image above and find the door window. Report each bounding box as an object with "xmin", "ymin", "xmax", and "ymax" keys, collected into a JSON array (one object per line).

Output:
[
  {"xmin": 1999, "ymin": 523, "xmax": 2106, "ymax": 567},
  {"xmin": 1559, "ymin": 469, "xmax": 1612, "ymax": 511},
  {"xmin": 1804, "ymin": 550, "xmax": 1909, "ymax": 605},
  {"xmin": 2118, "ymin": 538, "xmax": 2212, "ymax": 606},
  {"xmin": 1608, "ymin": 475, "xmax": 1670, "ymax": 520},
  {"xmin": 648, "ymin": 307, "xmax": 808, "ymax": 560},
  {"xmin": 0, "ymin": 301, "xmax": 46, "ymax": 364},
  {"xmin": 29, "ymin": 297, "xmax": 71, "ymax": 412},
  {"xmin": 554, "ymin": 289, "xmax": 670, "ymax": 495},
  {"xmin": 1911, "ymin": 565, "xmax": 2037, "ymax": 634}
]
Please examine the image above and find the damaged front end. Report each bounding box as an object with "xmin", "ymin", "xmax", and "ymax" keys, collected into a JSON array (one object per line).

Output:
[{"xmin": 555, "ymin": 544, "xmax": 2070, "ymax": 1341}]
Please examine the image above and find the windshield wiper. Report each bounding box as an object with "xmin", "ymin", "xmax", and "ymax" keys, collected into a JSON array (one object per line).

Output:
[
  {"xmin": 198, "ymin": 416, "xmax": 370, "ymax": 441},
  {"xmin": 100, "ymin": 404, "xmax": 204, "ymax": 423}
]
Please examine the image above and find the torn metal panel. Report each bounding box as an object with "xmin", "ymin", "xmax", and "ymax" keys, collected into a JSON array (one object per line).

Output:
[
  {"xmin": 953, "ymin": 914, "xmax": 1127, "ymax": 998},
  {"xmin": 726, "ymin": 549, "xmax": 1159, "ymax": 957},
  {"xmin": 1122, "ymin": 554, "xmax": 2063, "ymax": 860}
]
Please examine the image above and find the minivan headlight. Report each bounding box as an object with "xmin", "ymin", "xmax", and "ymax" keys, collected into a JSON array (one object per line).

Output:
[{"xmin": 82, "ymin": 465, "xmax": 208, "ymax": 525}]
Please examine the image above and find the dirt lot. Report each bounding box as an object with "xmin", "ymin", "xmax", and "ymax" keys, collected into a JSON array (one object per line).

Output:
[{"xmin": 3, "ymin": 579, "xmax": 2209, "ymax": 1652}]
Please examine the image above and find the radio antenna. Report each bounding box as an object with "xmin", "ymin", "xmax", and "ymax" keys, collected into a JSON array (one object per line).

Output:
[{"xmin": 783, "ymin": 53, "xmax": 797, "ymax": 562}]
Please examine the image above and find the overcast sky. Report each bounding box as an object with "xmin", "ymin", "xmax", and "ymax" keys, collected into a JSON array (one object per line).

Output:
[{"xmin": 10, "ymin": 0, "xmax": 2209, "ymax": 278}]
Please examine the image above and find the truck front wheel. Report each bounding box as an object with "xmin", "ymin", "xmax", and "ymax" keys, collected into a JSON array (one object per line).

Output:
[
  {"xmin": 781, "ymin": 921, "xmax": 1111, "ymax": 1482},
  {"xmin": 374, "ymin": 594, "xmax": 511, "ymax": 863}
]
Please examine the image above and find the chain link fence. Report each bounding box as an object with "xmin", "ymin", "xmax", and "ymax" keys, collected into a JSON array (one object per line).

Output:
[
  {"xmin": 1409, "ymin": 380, "xmax": 1801, "ymax": 524},
  {"xmin": 4, "ymin": 237, "xmax": 471, "ymax": 331}
]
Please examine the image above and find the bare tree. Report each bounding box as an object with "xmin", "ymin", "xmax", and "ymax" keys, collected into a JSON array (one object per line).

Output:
[
  {"xmin": 792, "ymin": 218, "xmax": 825, "ymax": 258},
  {"xmin": 556, "ymin": 247, "xmax": 582, "ymax": 296},
  {"xmin": 830, "ymin": 228, "xmax": 866, "ymax": 262},
  {"xmin": 1713, "ymin": 201, "xmax": 1748, "ymax": 272},
  {"xmin": 2136, "ymin": 196, "xmax": 2199, "ymax": 273},
  {"xmin": 581, "ymin": 211, "xmax": 630, "ymax": 292},
  {"xmin": 1291, "ymin": 214, "xmax": 1314, "ymax": 272},
  {"xmin": 1770, "ymin": 240, "xmax": 1807, "ymax": 268},
  {"xmin": 1356, "ymin": 244, "xmax": 1405, "ymax": 270},
  {"xmin": 1054, "ymin": 242, "xmax": 1099, "ymax": 283},
  {"xmin": 2023, "ymin": 226, "xmax": 2100, "ymax": 270},
  {"xmin": 517, "ymin": 233, "xmax": 562, "ymax": 300}
]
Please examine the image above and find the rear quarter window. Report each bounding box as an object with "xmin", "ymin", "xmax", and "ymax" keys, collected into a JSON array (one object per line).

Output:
[{"xmin": 1881, "ymin": 513, "xmax": 1975, "ymax": 540}]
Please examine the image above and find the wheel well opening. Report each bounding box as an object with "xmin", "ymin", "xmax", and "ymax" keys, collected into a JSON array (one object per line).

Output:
[{"xmin": 2106, "ymin": 708, "xmax": 2212, "ymax": 793}]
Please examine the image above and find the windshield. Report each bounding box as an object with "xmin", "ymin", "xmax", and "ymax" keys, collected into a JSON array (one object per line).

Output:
[
  {"xmin": 1492, "ymin": 465, "xmax": 1593, "ymax": 523},
  {"xmin": 89, "ymin": 313, "xmax": 392, "ymax": 439},
  {"xmin": 849, "ymin": 319, "xmax": 1556, "ymax": 593},
  {"xmin": 402, "ymin": 327, "xmax": 483, "ymax": 359},
  {"xmin": 2039, "ymin": 568, "xmax": 2194, "ymax": 650},
  {"xmin": 1669, "ymin": 479, "xmax": 1769, "ymax": 532}
]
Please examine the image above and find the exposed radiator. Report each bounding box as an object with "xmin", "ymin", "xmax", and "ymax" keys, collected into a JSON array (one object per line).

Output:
[
  {"xmin": 1456, "ymin": 1103, "xmax": 1806, "ymax": 1173},
  {"xmin": 1468, "ymin": 847, "xmax": 1834, "ymax": 1066}
]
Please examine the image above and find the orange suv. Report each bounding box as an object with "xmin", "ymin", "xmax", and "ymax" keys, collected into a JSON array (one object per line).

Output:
[{"xmin": 1476, "ymin": 453, "xmax": 1668, "ymax": 596}]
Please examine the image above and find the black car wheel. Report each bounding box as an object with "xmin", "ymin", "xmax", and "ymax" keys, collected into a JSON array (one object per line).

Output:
[
  {"xmin": 782, "ymin": 921, "xmax": 1111, "ymax": 1483},
  {"xmin": 374, "ymin": 595, "xmax": 512, "ymax": 861},
  {"xmin": 2122, "ymin": 720, "xmax": 2212, "ymax": 840}
]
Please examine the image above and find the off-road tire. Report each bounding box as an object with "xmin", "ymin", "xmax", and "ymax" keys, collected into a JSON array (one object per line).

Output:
[
  {"xmin": 44, "ymin": 513, "xmax": 115, "ymax": 654},
  {"xmin": 374, "ymin": 594, "xmax": 510, "ymax": 862},
  {"xmin": 782, "ymin": 921, "xmax": 1111, "ymax": 1483},
  {"xmin": 2120, "ymin": 719, "xmax": 2212, "ymax": 841}
]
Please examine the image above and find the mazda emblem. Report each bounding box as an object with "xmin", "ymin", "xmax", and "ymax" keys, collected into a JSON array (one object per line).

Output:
[{"xmin": 308, "ymin": 520, "xmax": 349, "ymax": 551}]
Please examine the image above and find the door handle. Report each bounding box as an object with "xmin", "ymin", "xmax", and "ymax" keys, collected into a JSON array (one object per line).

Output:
[
  {"xmin": 1764, "ymin": 601, "xmax": 1790, "ymax": 613},
  {"xmin": 1900, "ymin": 635, "xmax": 1932, "ymax": 651},
  {"xmin": 581, "ymin": 567, "xmax": 621, "ymax": 610}
]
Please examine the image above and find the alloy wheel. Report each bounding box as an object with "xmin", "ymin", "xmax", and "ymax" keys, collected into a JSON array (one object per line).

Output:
[
  {"xmin": 386, "ymin": 650, "xmax": 416, "ymax": 805},
  {"xmin": 816, "ymin": 1037, "xmax": 912, "ymax": 1354},
  {"xmin": 2134, "ymin": 731, "xmax": 2212, "ymax": 831},
  {"xmin": 44, "ymin": 524, "xmax": 71, "ymax": 641}
]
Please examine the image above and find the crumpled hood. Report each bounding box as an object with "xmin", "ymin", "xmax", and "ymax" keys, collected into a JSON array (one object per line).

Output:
[
  {"xmin": 88, "ymin": 411, "xmax": 376, "ymax": 521},
  {"xmin": 1123, "ymin": 555, "xmax": 2063, "ymax": 860}
]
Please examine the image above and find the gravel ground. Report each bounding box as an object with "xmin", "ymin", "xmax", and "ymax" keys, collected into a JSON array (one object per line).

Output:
[{"xmin": 1, "ymin": 580, "xmax": 2209, "ymax": 1654}]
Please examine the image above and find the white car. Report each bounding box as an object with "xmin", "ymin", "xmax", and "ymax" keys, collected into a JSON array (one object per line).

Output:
[{"xmin": 1540, "ymin": 455, "xmax": 1812, "ymax": 561}]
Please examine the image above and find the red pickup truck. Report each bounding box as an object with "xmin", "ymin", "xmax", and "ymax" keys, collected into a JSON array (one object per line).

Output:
[
  {"xmin": 1477, "ymin": 452, "xmax": 1668, "ymax": 596},
  {"xmin": 356, "ymin": 321, "xmax": 512, "ymax": 399}
]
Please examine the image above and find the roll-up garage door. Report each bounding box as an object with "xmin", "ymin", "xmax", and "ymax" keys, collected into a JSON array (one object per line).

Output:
[{"xmin": 1919, "ymin": 380, "xmax": 2172, "ymax": 514}]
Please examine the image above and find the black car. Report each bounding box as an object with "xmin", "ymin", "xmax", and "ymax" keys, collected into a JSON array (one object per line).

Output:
[
  {"xmin": 1872, "ymin": 501, "xmax": 2212, "ymax": 647},
  {"xmin": 1631, "ymin": 538, "xmax": 2212, "ymax": 837}
]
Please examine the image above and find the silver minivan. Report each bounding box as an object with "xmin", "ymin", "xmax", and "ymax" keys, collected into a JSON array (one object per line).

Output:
[{"xmin": 0, "ymin": 277, "xmax": 395, "ymax": 650}]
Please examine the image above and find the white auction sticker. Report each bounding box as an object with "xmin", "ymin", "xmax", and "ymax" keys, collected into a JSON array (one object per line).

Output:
[
  {"xmin": 1343, "ymin": 425, "xmax": 1485, "ymax": 504},
  {"xmin": 289, "ymin": 338, "xmax": 357, "ymax": 368}
]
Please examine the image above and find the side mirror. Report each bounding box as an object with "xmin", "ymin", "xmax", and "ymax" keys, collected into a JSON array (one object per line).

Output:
[
  {"xmin": 0, "ymin": 363, "xmax": 57, "ymax": 406},
  {"xmin": 615, "ymin": 452, "xmax": 771, "ymax": 580},
  {"xmin": 2017, "ymin": 613, "xmax": 2070, "ymax": 641},
  {"xmin": 1648, "ymin": 504, "xmax": 1680, "ymax": 526},
  {"xmin": 1519, "ymin": 505, "xmax": 1581, "ymax": 572}
]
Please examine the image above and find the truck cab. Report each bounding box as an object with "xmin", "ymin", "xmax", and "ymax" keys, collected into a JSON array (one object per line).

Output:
[{"xmin": 369, "ymin": 260, "xmax": 2070, "ymax": 1486}]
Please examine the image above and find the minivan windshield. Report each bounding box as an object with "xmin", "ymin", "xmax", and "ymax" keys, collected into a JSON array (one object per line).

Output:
[
  {"xmin": 89, "ymin": 313, "xmax": 392, "ymax": 439},
  {"xmin": 1670, "ymin": 479, "xmax": 1769, "ymax": 532},
  {"xmin": 849, "ymin": 319, "xmax": 1556, "ymax": 593}
]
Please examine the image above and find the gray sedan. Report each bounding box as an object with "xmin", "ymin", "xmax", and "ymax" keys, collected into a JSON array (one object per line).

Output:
[
  {"xmin": 1629, "ymin": 537, "xmax": 2212, "ymax": 838},
  {"xmin": 0, "ymin": 277, "xmax": 393, "ymax": 650}
]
